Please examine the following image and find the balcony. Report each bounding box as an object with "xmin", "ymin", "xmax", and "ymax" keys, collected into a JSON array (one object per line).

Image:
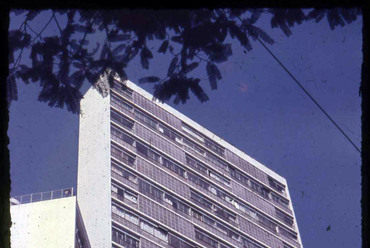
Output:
[{"xmin": 10, "ymin": 187, "xmax": 74, "ymax": 205}]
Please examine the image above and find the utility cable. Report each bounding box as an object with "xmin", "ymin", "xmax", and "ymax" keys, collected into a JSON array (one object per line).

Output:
[{"xmin": 256, "ymin": 37, "xmax": 361, "ymax": 153}]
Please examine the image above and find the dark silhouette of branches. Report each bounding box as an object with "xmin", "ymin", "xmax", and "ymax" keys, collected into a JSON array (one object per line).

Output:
[{"xmin": 7, "ymin": 8, "xmax": 361, "ymax": 113}]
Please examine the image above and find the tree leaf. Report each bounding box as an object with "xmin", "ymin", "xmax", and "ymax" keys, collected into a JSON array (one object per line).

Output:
[
  {"xmin": 206, "ymin": 62, "xmax": 217, "ymax": 90},
  {"xmin": 211, "ymin": 63, "xmax": 222, "ymax": 80},
  {"xmin": 69, "ymin": 70, "xmax": 85, "ymax": 89},
  {"xmin": 112, "ymin": 44, "xmax": 126, "ymax": 55},
  {"xmin": 249, "ymin": 9, "xmax": 262, "ymax": 24},
  {"xmin": 12, "ymin": 9, "xmax": 26, "ymax": 16},
  {"xmin": 7, "ymin": 73, "xmax": 18, "ymax": 102},
  {"xmin": 73, "ymin": 24, "xmax": 93, "ymax": 33},
  {"xmin": 139, "ymin": 76, "xmax": 161, "ymax": 83},
  {"xmin": 183, "ymin": 62, "xmax": 199, "ymax": 74},
  {"xmin": 140, "ymin": 46, "xmax": 153, "ymax": 69},
  {"xmin": 171, "ymin": 36, "xmax": 182, "ymax": 43},
  {"xmin": 228, "ymin": 22, "xmax": 252, "ymax": 51},
  {"xmin": 100, "ymin": 43, "xmax": 110, "ymax": 60},
  {"xmin": 168, "ymin": 45, "xmax": 174, "ymax": 53},
  {"xmin": 158, "ymin": 40, "xmax": 169, "ymax": 54},
  {"xmin": 167, "ymin": 57, "xmax": 178, "ymax": 76},
  {"xmin": 26, "ymin": 10, "xmax": 41, "ymax": 21},
  {"xmin": 189, "ymin": 79, "xmax": 209, "ymax": 102},
  {"xmin": 109, "ymin": 34, "xmax": 131, "ymax": 42}
]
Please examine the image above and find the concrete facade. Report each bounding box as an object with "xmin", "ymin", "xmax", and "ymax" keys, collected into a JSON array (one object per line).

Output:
[{"xmin": 77, "ymin": 82, "xmax": 112, "ymax": 248}]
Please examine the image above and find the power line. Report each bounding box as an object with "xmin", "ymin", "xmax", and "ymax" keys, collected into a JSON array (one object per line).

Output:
[
  {"xmin": 256, "ymin": 37, "xmax": 361, "ymax": 153},
  {"xmin": 219, "ymin": 10, "xmax": 359, "ymax": 152}
]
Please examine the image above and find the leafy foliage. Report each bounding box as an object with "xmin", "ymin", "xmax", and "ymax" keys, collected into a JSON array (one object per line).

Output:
[{"xmin": 7, "ymin": 8, "xmax": 361, "ymax": 113}]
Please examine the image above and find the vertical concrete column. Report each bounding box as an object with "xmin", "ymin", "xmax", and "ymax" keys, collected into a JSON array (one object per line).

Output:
[{"xmin": 77, "ymin": 85, "xmax": 111, "ymax": 248}]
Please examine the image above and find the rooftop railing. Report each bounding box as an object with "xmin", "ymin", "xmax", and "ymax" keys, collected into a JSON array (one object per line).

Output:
[{"xmin": 11, "ymin": 187, "xmax": 74, "ymax": 205}]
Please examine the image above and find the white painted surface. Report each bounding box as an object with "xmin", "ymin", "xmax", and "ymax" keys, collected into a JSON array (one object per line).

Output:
[
  {"xmin": 10, "ymin": 197, "xmax": 76, "ymax": 248},
  {"xmin": 77, "ymin": 85, "xmax": 111, "ymax": 248}
]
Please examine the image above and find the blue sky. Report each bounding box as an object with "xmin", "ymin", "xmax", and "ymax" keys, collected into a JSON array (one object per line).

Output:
[{"xmin": 8, "ymin": 11, "xmax": 362, "ymax": 248}]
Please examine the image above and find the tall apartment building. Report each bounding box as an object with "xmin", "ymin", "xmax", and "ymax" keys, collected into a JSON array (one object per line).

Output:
[{"xmin": 77, "ymin": 75, "xmax": 303, "ymax": 248}]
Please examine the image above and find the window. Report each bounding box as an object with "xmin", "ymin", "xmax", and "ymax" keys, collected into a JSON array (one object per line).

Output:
[
  {"xmin": 214, "ymin": 205, "xmax": 237, "ymax": 223},
  {"xmin": 111, "ymin": 126, "xmax": 135, "ymax": 146},
  {"xmin": 154, "ymin": 227, "xmax": 168, "ymax": 242},
  {"xmin": 134, "ymin": 109, "xmax": 158, "ymax": 129},
  {"xmin": 158, "ymin": 124, "xmax": 182, "ymax": 143},
  {"xmin": 271, "ymin": 193, "xmax": 290, "ymax": 208},
  {"xmin": 206, "ymin": 152, "xmax": 228, "ymax": 171},
  {"xmin": 276, "ymin": 208, "xmax": 294, "ymax": 227},
  {"xmin": 279, "ymin": 226, "xmax": 298, "ymax": 240},
  {"xmin": 249, "ymin": 180, "xmax": 272, "ymax": 200},
  {"xmin": 204, "ymin": 138, "xmax": 225, "ymax": 156},
  {"xmin": 164, "ymin": 193, "xmax": 189, "ymax": 215},
  {"xmin": 169, "ymin": 234, "xmax": 197, "ymax": 248},
  {"xmin": 214, "ymin": 187, "xmax": 234, "ymax": 205},
  {"xmin": 209, "ymin": 185, "xmax": 217, "ymax": 195},
  {"xmin": 112, "ymin": 205, "xmax": 139, "ymax": 225},
  {"xmin": 261, "ymin": 186, "xmax": 271, "ymax": 199},
  {"xmin": 239, "ymin": 203, "xmax": 258, "ymax": 220},
  {"xmin": 139, "ymin": 179, "xmax": 163, "ymax": 200},
  {"xmin": 195, "ymin": 229, "xmax": 218, "ymax": 248},
  {"xmin": 164, "ymin": 193, "xmax": 175, "ymax": 206},
  {"xmin": 209, "ymin": 171, "xmax": 230, "ymax": 186},
  {"xmin": 125, "ymin": 211, "xmax": 139, "ymax": 225},
  {"xmin": 112, "ymin": 164, "xmax": 124, "ymax": 176},
  {"xmin": 250, "ymin": 181, "xmax": 261, "ymax": 193},
  {"xmin": 188, "ymin": 172, "xmax": 209, "ymax": 190},
  {"xmin": 283, "ymin": 242, "xmax": 295, "ymax": 248},
  {"xmin": 203, "ymin": 215, "xmax": 216, "ymax": 226},
  {"xmin": 140, "ymin": 221, "xmax": 155, "ymax": 235},
  {"xmin": 122, "ymin": 169, "xmax": 137, "ymax": 183},
  {"xmin": 183, "ymin": 137, "xmax": 205, "ymax": 155},
  {"xmin": 111, "ymin": 93, "xmax": 134, "ymax": 112},
  {"xmin": 242, "ymin": 237, "xmax": 264, "ymax": 248},
  {"xmin": 162, "ymin": 157, "xmax": 186, "ymax": 177},
  {"xmin": 177, "ymin": 201, "xmax": 190, "ymax": 215},
  {"xmin": 111, "ymin": 109, "xmax": 134, "ymax": 129},
  {"xmin": 111, "ymin": 183, "xmax": 138, "ymax": 203},
  {"xmin": 186, "ymin": 155, "xmax": 208, "ymax": 175},
  {"xmin": 111, "ymin": 143, "xmax": 136, "ymax": 166},
  {"xmin": 111, "ymin": 162, "xmax": 137, "ymax": 183},
  {"xmin": 221, "ymin": 245, "xmax": 234, "ymax": 248},
  {"xmin": 230, "ymin": 166, "xmax": 250, "ymax": 186},
  {"xmin": 136, "ymin": 142, "xmax": 160, "ymax": 163},
  {"xmin": 257, "ymin": 213, "xmax": 277, "ymax": 232},
  {"xmin": 280, "ymin": 197, "xmax": 290, "ymax": 207},
  {"xmin": 124, "ymin": 191, "xmax": 137, "ymax": 203},
  {"xmin": 190, "ymin": 191, "xmax": 213, "ymax": 209},
  {"xmin": 181, "ymin": 123, "xmax": 204, "ymax": 142},
  {"xmin": 192, "ymin": 209, "xmax": 203, "ymax": 220},
  {"xmin": 268, "ymin": 177, "xmax": 286, "ymax": 193},
  {"xmin": 136, "ymin": 142, "xmax": 147, "ymax": 155},
  {"xmin": 112, "ymin": 228, "xmax": 139, "ymax": 248},
  {"xmin": 228, "ymin": 230, "xmax": 240, "ymax": 241},
  {"xmin": 111, "ymin": 81, "xmax": 133, "ymax": 98},
  {"xmin": 148, "ymin": 148, "xmax": 161, "ymax": 163},
  {"xmin": 216, "ymin": 222, "xmax": 228, "ymax": 234}
]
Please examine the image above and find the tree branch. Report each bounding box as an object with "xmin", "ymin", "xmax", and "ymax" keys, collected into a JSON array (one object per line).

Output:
[
  {"xmin": 27, "ymin": 14, "xmax": 54, "ymax": 43},
  {"xmin": 52, "ymin": 12, "xmax": 63, "ymax": 35}
]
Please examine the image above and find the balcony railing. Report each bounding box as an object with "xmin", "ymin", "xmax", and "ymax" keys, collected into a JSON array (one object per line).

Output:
[{"xmin": 11, "ymin": 187, "xmax": 74, "ymax": 205}]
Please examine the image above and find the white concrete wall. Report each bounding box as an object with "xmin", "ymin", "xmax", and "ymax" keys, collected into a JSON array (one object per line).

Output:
[
  {"xmin": 10, "ymin": 197, "xmax": 76, "ymax": 248},
  {"xmin": 77, "ymin": 85, "xmax": 111, "ymax": 248}
]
